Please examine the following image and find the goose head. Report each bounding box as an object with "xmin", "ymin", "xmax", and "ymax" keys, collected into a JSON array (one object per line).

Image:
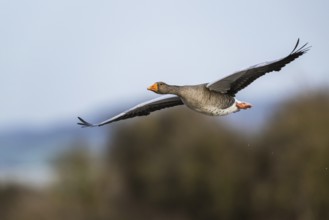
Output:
[{"xmin": 147, "ymin": 82, "xmax": 171, "ymax": 94}]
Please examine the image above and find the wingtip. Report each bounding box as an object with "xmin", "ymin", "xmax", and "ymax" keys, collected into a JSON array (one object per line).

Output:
[
  {"xmin": 77, "ymin": 116, "xmax": 97, "ymax": 128},
  {"xmin": 291, "ymin": 38, "xmax": 311, "ymax": 55},
  {"xmin": 290, "ymin": 38, "xmax": 300, "ymax": 54}
]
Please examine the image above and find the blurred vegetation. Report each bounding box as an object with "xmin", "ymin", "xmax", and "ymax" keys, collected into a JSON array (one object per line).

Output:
[{"xmin": 0, "ymin": 90, "xmax": 328, "ymax": 220}]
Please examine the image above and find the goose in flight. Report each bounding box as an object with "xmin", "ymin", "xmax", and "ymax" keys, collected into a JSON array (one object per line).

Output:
[{"xmin": 78, "ymin": 39, "xmax": 310, "ymax": 128}]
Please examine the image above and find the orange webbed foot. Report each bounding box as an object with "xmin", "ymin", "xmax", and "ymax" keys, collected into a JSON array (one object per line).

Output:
[{"xmin": 236, "ymin": 102, "xmax": 253, "ymax": 110}]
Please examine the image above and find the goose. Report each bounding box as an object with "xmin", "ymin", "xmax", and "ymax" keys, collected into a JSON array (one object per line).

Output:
[{"xmin": 78, "ymin": 39, "xmax": 310, "ymax": 128}]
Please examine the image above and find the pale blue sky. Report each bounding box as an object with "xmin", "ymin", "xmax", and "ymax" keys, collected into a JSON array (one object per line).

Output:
[{"xmin": 1, "ymin": 0, "xmax": 329, "ymax": 130}]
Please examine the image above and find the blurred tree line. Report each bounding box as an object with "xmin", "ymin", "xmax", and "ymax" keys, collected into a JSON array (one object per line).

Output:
[{"xmin": 0, "ymin": 90, "xmax": 328, "ymax": 220}]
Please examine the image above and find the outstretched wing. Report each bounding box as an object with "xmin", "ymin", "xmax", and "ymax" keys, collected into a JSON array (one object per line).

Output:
[
  {"xmin": 77, "ymin": 95, "xmax": 184, "ymax": 127},
  {"xmin": 206, "ymin": 39, "xmax": 310, "ymax": 96}
]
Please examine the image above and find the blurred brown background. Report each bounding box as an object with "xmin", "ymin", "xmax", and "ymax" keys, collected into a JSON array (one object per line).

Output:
[{"xmin": 1, "ymin": 90, "xmax": 328, "ymax": 220}]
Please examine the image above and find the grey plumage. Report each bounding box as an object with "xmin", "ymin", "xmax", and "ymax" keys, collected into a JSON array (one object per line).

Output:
[
  {"xmin": 78, "ymin": 95, "xmax": 183, "ymax": 127},
  {"xmin": 206, "ymin": 39, "xmax": 310, "ymax": 96}
]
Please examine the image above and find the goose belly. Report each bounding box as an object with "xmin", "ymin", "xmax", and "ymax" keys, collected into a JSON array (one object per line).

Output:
[
  {"xmin": 202, "ymin": 103, "xmax": 240, "ymax": 116},
  {"xmin": 186, "ymin": 102, "xmax": 240, "ymax": 116}
]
